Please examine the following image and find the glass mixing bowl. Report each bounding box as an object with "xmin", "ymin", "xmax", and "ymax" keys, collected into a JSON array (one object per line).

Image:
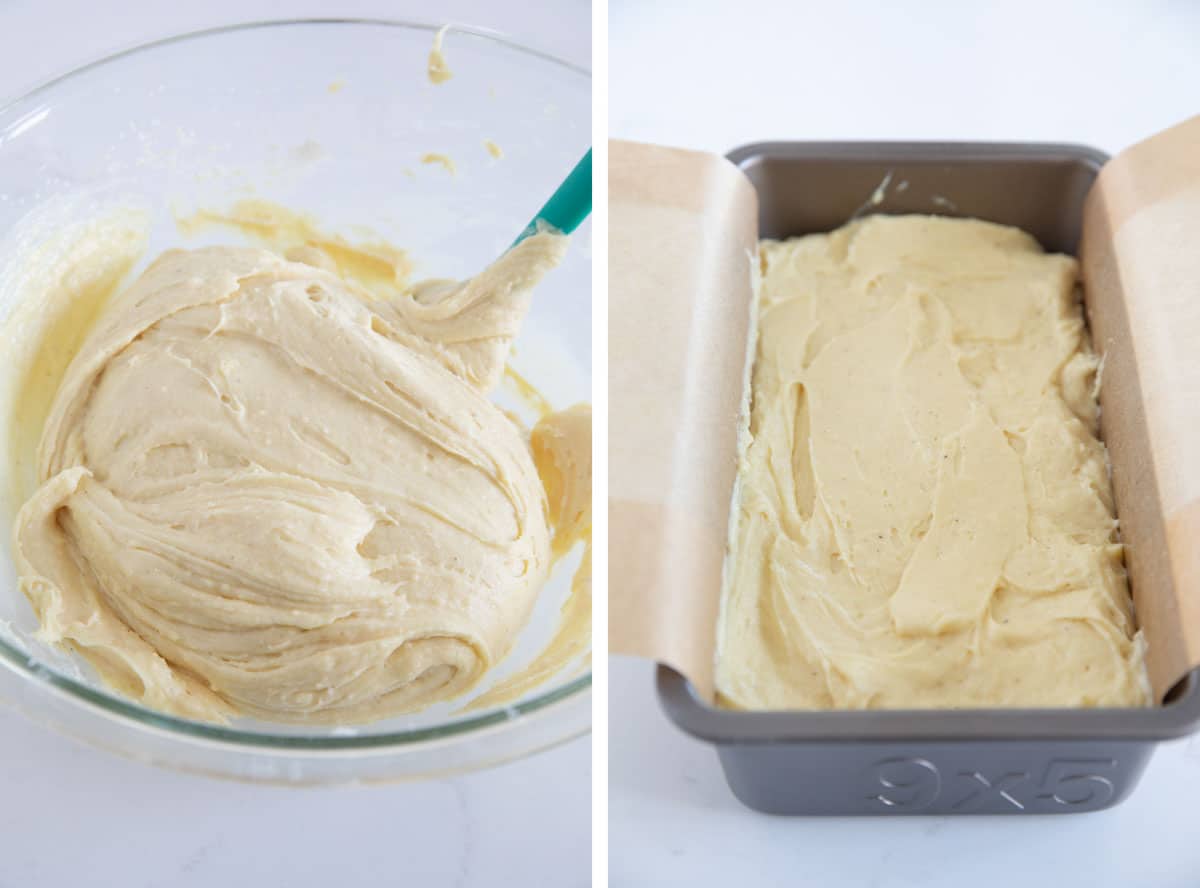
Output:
[{"xmin": 0, "ymin": 19, "xmax": 591, "ymax": 782}]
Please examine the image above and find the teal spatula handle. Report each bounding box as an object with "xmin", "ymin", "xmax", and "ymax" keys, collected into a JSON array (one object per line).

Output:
[{"xmin": 513, "ymin": 148, "xmax": 592, "ymax": 245}]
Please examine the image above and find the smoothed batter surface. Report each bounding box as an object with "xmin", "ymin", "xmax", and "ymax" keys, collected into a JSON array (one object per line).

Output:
[
  {"xmin": 13, "ymin": 233, "xmax": 569, "ymax": 723},
  {"xmin": 717, "ymin": 215, "xmax": 1149, "ymax": 710}
]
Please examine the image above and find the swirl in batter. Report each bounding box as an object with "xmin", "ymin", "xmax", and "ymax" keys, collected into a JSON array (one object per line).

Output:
[{"xmin": 14, "ymin": 233, "xmax": 568, "ymax": 723}]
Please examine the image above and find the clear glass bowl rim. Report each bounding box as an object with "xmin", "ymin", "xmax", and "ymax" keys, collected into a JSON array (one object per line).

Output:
[{"xmin": 0, "ymin": 17, "xmax": 591, "ymax": 752}]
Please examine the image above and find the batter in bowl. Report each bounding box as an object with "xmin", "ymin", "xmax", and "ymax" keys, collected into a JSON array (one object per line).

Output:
[
  {"xmin": 717, "ymin": 215, "xmax": 1150, "ymax": 710},
  {"xmin": 13, "ymin": 231, "xmax": 574, "ymax": 724}
]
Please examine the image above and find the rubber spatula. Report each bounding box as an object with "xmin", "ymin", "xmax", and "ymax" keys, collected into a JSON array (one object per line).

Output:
[{"xmin": 513, "ymin": 148, "xmax": 593, "ymax": 245}]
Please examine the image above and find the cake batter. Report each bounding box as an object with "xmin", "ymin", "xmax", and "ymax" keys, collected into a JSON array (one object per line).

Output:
[
  {"xmin": 716, "ymin": 215, "xmax": 1149, "ymax": 710},
  {"xmin": 13, "ymin": 231, "xmax": 573, "ymax": 724}
]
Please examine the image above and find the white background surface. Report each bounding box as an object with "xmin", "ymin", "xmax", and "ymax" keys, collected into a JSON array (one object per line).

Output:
[
  {"xmin": 610, "ymin": 1, "xmax": 1200, "ymax": 886},
  {"xmin": 0, "ymin": 2, "xmax": 590, "ymax": 887}
]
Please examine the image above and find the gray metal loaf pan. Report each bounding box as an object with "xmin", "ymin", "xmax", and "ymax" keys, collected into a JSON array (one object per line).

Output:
[{"xmin": 656, "ymin": 141, "xmax": 1200, "ymax": 816}]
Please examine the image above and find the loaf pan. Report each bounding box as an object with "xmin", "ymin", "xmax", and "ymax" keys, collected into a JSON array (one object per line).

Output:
[{"xmin": 656, "ymin": 141, "xmax": 1200, "ymax": 816}]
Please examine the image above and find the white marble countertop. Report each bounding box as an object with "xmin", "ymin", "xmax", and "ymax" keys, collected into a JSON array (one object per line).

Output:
[
  {"xmin": 611, "ymin": 659, "xmax": 1200, "ymax": 887},
  {"xmin": 0, "ymin": 2, "xmax": 589, "ymax": 887},
  {"xmin": 610, "ymin": 1, "xmax": 1200, "ymax": 885}
]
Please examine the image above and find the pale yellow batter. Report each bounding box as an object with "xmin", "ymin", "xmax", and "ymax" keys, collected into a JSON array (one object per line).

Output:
[
  {"xmin": 420, "ymin": 153, "xmax": 456, "ymax": 176},
  {"xmin": 468, "ymin": 403, "xmax": 592, "ymax": 711},
  {"xmin": 428, "ymin": 25, "xmax": 453, "ymax": 85},
  {"xmin": 717, "ymin": 215, "xmax": 1149, "ymax": 710},
  {"xmin": 13, "ymin": 231, "xmax": 571, "ymax": 724}
]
